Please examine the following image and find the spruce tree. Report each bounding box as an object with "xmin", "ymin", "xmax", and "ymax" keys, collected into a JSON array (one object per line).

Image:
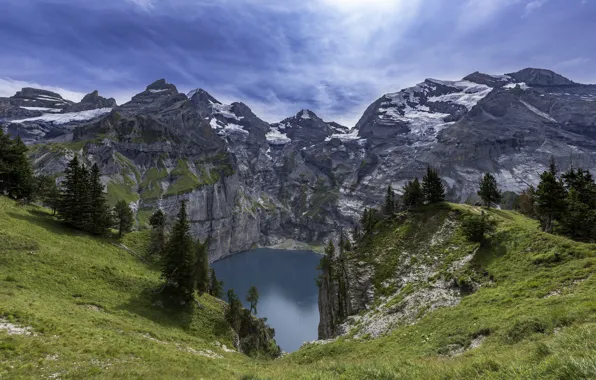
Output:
[
  {"xmin": 89, "ymin": 164, "xmax": 112, "ymax": 235},
  {"xmin": 384, "ymin": 185, "xmax": 395, "ymax": 216},
  {"xmin": 195, "ymin": 239, "xmax": 210, "ymax": 296},
  {"xmin": 76, "ymin": 164, "xmax": 91, "ymax": 231},
  {"xmin": 161, "ymin": 201, "xmax": 196, "ymax": 306},
  {"xmin": 477, "ymin": 173, "xmax": 502, "ymax": 208},
  {"xmin": 226, "ymin": 289, "xmax": 243, "ymax": 332},
  {"xmin": 58, "ymin": 156, "xmax": 82, "ymax": 226},
  {"xmin": 403, "ymin": 177, "xmax": 423, "ymax": 208},
  {"xmin": 209, "ymin": 268, "xmax": 224, "ymax": 298},
  {"xmin": 517, "ymin": 185, "xmax": 536, "ymax": 217},
  {"xmin": 535, "ymin": 169, "xmax": 567, "ymax": 233},
  {"xmin": 114, "ymin": 200, "xmax": 134, "ymax": 238},
  {"xmin": 0, "ymin": 133, "xmax": 33, "ymax": 200},
  {"xmin": 149, "ymin": 209, "xmax": 167, "ymax": 257},
  {"xmin": 246, "ymin": 285, "xmax": 259, "ymax": 315},
  {"xmin": 422, "ymin": 166, "xmax": 445, "ymax": 204}
]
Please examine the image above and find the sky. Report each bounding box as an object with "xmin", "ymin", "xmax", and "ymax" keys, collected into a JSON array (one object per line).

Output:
[{"xmin": 0, "ymin": 0, "xmax": 595, "ymax": 126}]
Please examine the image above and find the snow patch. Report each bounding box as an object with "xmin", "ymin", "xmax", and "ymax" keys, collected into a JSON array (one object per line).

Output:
[
  {"xmin": 300, "ymin": 109, "xmax": 311, "ymax": 119},
  {"xmin": 10, "ymin": 108, "xmax": 112, "ymax": 125},
  {"xmin": 427, "ymin": 81, "xmax": 493, "ymax": 111},
  {"xmin": 266, "ymin": 126, "xmax": 291, "ymax": 145},
  {"xmin": 149, "ymin": 89, "xmax": 168, "ymax": 93},
  {"xmin": 325, "ymin": 128, "xmax": 360, "ymax": 142},
  {"xmin": 504, "ymin": 82, "xmax": 530, "ymax": 90},
  {"xmin": 212, "ymin": 104, "xmax": 243, "ymax": 121},
  {"xmin": 519, "ymin": 100, "xmax": 557, "ymax": 122},
  {"xmin": 20, "ymin": 106, "xmax": 62, "ymax": 112}
]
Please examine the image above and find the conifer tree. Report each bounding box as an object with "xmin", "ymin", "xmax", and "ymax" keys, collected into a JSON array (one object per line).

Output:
[
  {"xmin": 76, "ymin": 164, "xmax": 91, "ymax": 230},
  {"xmin": 226, "ymin": 289, "xmax": 243, "ymax": 332},
  {"xmin": 209, "ymin": 268, "xmax": 224, "ymax": 298},
  {"xmin": 0, "ymin": 132, "xmax": 33, "ymax": 200},
  {"xmin": 114, "ymin": 200, "xmax": 134, "ymax": 238},
  {"xmin": 195, "ymin": 239, "xmax": 210, "ymax": 296},
  {"xmin": 402, "ymin": 177, "xmax": 424, "ymax": 208},
  {"xmin": 517, "ymin": 185, "xmax": 536, "ymax": 217},
  {"xmin": 149, "ymin": 209, "xmax": 166, "ymax": 257},
  {"xmin": 59, "ymin": 156, "xmax": 82, "ymax": 226},
  {"xmin": 477, "ymin": 173, "xmax": 502, "ymax": 208},
  {"xmin": 384, "ymin": 185, "xmax": 395, "ymax": 215},
  {"xmin": 89, "ymin": 164, "xmax": 112, "ymax": 235},
  {"xmin": 246, "ymin": 286, "xmax": 259, "ymax": 315},
  {"xmin": 422, "ymin": 166, "xmax": 445, "ymax": 204},
  {"xmin": 535, "ymin": 168, "xmax": 567, "ymax": 233},
  {"xmin": 161, "ymin": 201, "xmax": 196, "ymax": 306}
]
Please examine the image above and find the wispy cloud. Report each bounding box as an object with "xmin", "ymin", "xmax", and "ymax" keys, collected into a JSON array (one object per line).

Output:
[
  {"xmin": 0, "ymin": 77, "xmax": 86, "ymax": 102},
  {"xmin": 523, "ymin": 0, "xmax": 548, "ymax": 16},
  {"xmin": 0, "ymin": 0, "xmax": 595, "ymax": 126}
]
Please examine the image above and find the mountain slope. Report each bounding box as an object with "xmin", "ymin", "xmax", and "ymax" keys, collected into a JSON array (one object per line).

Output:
[
  {"xmin": 2, "ymin": 197, "xmax": 594, "ymax": 379},
  {"xmin": 1, "ymin": 67, "xmax": 596, "ymax": 261},
  {"xmin": 0, "ymin": 197, "xmax": 251, "ymax": 379}
]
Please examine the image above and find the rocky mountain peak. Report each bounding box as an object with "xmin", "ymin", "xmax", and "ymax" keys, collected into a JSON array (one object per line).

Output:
[
  {"xmin": 145, "ymin": 79, "xmax": 178, "ymax": 94},
  {"xmin": 188, "ymin": 88, "xmax": 221, "ymax": 105},
  {"xmin": 506, "ymin": 68, "xmax": 575, "ymax": 86},
  {"xmin": 294, "ymin": 109, "xmax": 319, "ymax": 121},
  {"xmin": 65, "ymin": 90, "xmax": 117, "ymax": 112},
  {"xmin": 13, "ymin": 87, "xmax": 65, "ymax": 100}
]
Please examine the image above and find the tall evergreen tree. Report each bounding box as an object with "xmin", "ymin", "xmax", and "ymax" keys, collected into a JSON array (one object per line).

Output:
[
  {"xmin": 246, "ymin": 286, "xmax": 259, "ymax": 315},
  {"xmin": 58, "ymin": 156, "xmax": 82, "ymax": 226},
  {"xmin": 402, "ymin": 177, "xmax": 424, "ymax": 209},
  {"xmin": 226, "ymin": 289, "xmax": 243, "ymax": 332},
  {"xmin": 209, "ymin": 268, "xmax": 224, "ymax": 298},
  {"xmin": 149, "ymin": 209, "xmax": 167, "ymax": 257},
  {"xmin": 384, "ymin": 185, "xmax": 395, "ymax": 215},
  {"xmin": 195, "ymin": 239, "xmax": 210, "ymax": 296},
  {"xmin": 422, "ymin": 166, "xmax": 445, "ymax": 204},
  {"xmin": 161, "ymin": 201, "xmax": 196, "ymax": 306},
  {"xmin": 114, "ymin": 200, "xmax": 134, "ymax": 238},
  {"xmin": 89, "ymin": 164, "xmax": 112, "ymax": 235},
  {"xmin": 535, "ymin": 169, "xmax": 567, "ymax": 233},
  {"xmin": 0, "ymin": 132, "xmax": 33, "ymax": 200},
  {"xmin": 477, "ymin": 173, "xmax": 502, "ymax": 208},
  {"xmin": 76, "ymin": 164, "xmax": 91, "ymax": 230}
]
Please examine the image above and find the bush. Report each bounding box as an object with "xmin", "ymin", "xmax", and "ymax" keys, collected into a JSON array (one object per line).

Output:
[
  {"xmin": 506, "ymin": 318, "xmax": 549, "ymax": 343},
  {"xmin": 461, "ymin": 213, "xmax": 497, "ymax": 242}
]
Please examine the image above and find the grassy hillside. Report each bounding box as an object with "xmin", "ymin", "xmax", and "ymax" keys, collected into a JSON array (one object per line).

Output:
[
  {"xmin": 0, "ymin": 197, "xmax": 252, "ymax": 379},
  {"xmin": 1, "ymin": 198, "xmax": 595, "ymax": 379}
]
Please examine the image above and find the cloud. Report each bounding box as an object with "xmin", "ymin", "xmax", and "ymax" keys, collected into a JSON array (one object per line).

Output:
[
  {"xmin": 523, "ymin": 0, "xmax": 548, "ymax": 16},
  {"xmin": 127, "ymin": 0, "xmax": 155, "ymax": 11},
  {"xmin": 0, "ymin": 0, "xmax": 595, "ymax": 127}
]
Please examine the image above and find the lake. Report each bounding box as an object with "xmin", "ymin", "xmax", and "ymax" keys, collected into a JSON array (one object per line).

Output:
[{"xmin": 211, "ymin": 248, "xmax": 321, "ymax": 352}]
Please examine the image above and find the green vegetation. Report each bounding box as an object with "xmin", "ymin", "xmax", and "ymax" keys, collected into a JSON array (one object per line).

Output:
[
  {"xmin": 0, "ymin": 131, "xmax": 33, "ymax": 200},
  {"xmin": 0, "ymin": 197, "xmax": 246, "ymax": 379},
  {"xmin": 140, "ymin": 167, "xmax": 168, "ymax": 200},
  {"xmin": 478, "ymin": 172, "xmax": 502, "ymax": 208}
]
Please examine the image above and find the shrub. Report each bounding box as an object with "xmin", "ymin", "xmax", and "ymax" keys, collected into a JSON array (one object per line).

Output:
[{"xmin": 461, "ymin": 213, "xmax": 497, "ymax": 242}]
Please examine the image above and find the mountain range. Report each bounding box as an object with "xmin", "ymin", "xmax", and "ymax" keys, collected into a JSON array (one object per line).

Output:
[{"xmin": 2, "ymin": 68, "xmax": 595, "ymax": 261}]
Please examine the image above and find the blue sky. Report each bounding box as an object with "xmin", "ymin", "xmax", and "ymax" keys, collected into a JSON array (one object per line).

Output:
[{"xmin": 0, "ymin": 0, "xmax": 595, "ymax": 126}]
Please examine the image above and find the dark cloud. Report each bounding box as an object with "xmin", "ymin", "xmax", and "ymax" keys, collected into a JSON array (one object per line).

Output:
[{"xmin": 0, "ymin": 0, "xmax": 595, "ymax": 126}]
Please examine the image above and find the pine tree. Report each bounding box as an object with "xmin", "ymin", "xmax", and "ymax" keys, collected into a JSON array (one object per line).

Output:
[
  {"xmin": 477, "ymin": 173, "xmax": 502, "ymax": 208},
  {"xmin": 76, "ymin": 164, "xmax": 91, "ymax": 231},
  {"xmin": 114, "ymin": 200, "xmax": 134, "ymax": 238},
  {"xmin": 226, "ymin": 289, "xmax": 243, "ymax": 332},
  {"xmin": 246, "ymin": 286, "xmax": 259, "ymax": 315},
  {"xmin": 161, "ymin": 201, "xmax": 196, "ymax": 306},
  {"xmin": 402, "ymin": 177, "xmax": 424, "ymax": 208},
  {"xmin": 195, "ymin": 239, "xmax": 210, "ymax": 296},
  {"xmin": 58, "ymin": 156, "xmax": 82, "ymax": 226},
  {"xmin": 209, "ymin": 268, "xmax": 224, "ymax": 298},
  {"xmin": 149, "ymin": 209, "xmax": 166, "ymax": 257},
  {"xmin": 561, "ymin": 188, "xmax": 594, "ymax": 241},
  {"xmin": 0, "ymin": 133, "xmax": 33, "ymax": 200},
  {"xmin": 88, "ymin": 164, "xmax": 112, "ymax": 235},
  {"xmin": 422, "ymin": 166, "xmax": 445, "ymax": 204},
  {"xmin": 535, "ymin": 169, "xmax": 567, "ymax": 233},
  {"xmin": 384, "ymin": 185, "xmax": 395, "ymax": 216}
]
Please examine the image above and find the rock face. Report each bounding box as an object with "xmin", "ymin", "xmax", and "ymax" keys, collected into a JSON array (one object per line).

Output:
[{"xmin": 2, "ymin": 67, "xmax": 596, "ymax": 261}]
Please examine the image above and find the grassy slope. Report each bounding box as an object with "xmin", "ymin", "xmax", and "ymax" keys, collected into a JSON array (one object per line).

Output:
[
  {"xmin": 250, "ymin": 204, "xmax": 596, "ymax": 379},
  {"xmin": 0, "ymin": 197, "xmax": 252, "ymax": 379},
  {"xmin": 1, "ymin": 199, "xmax": 595, "ymax": 379}
]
